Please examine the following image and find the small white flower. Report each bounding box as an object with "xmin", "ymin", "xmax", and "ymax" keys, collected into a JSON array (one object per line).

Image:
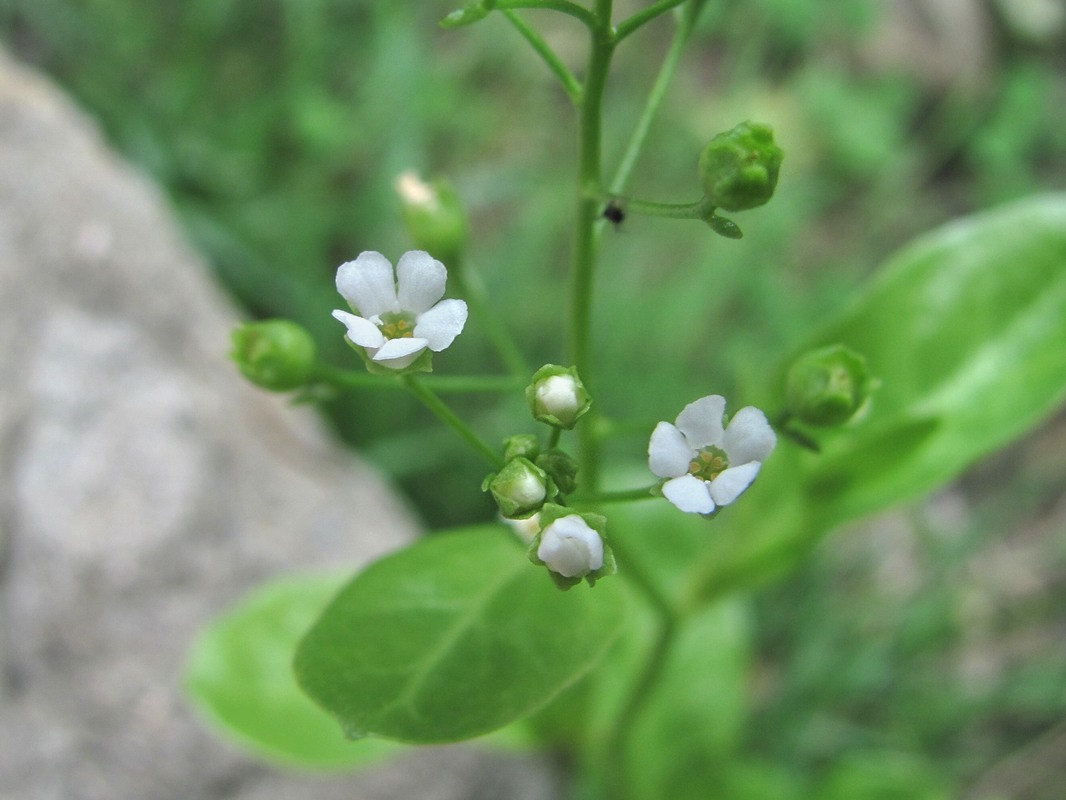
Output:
[
  {"xmin": 537, "ymin": 515, "xmax": 604, "ymax": 578},
  {"xmin": 332, "ymin": 250, "xmax": 468, "ymax": 370},
  {"xmin": 648, "ymin": 395, "xmax": 776, "ymax": 515}
]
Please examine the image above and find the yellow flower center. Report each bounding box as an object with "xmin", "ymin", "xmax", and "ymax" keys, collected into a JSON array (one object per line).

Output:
[
  {"xmin": 379, "ymin": 311, "xmax": 416, "ymax": 340},
  {"xmin": 689, "ymin": 446, "xmax": 729, "ymax": 482}
]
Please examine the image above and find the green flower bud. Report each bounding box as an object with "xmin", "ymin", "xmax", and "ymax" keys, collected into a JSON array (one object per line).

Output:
[
  {"xmin": 698, "ymin": 121, "xmax": 783, "ymax": 212},
  {"xmin": 483, "ymin": 457, "xmax": 557, "ymax": 519},
  {"xmin": 395, "ymin": 171, "xmax": 468, "ymax": 261},
  {"xmin": 527, "ymin": 504, "xmax": 616, "ymax": 591},
  {"xmin": 439, "ymin": 4, "xmax": 491, "ymax": 29},
  {"xmin": 786, "ymin": 344, "xmax": 872, "ymax": 427},
  {"xmin": 527, "ymin": 365, "xmax": 592, "ymax": 430},
  {"xmin": 503, "ymin": 433, "xmax": 540, "ymax": 463},
  {"xmin": 535, "ymin": 448, "xmax": 579, "ymax": 496},
  {"xmin": 230, "ymin": 319, "xmax": 316, "ymax": 391}
]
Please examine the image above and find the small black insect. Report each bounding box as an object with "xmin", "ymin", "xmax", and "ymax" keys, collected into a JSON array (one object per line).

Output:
[{"xmin": 602, "ymin": 200, "xmax": 626, "ymax": 229}]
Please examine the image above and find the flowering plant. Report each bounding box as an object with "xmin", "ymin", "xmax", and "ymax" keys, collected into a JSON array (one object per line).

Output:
[{"xmin": 193, "ymin": 2, "xmax": 1066, "ymax": 797}]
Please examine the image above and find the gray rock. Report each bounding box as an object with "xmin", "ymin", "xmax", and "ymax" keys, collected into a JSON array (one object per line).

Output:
[{"xmin": 0, "ymin": 48, "xmax": 557, "ymax": 800}]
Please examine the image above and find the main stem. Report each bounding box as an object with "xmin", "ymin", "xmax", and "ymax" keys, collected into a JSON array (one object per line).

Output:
[{"xmin": 570, "ymin": 0, "xmax": 614, "ymax": 492}]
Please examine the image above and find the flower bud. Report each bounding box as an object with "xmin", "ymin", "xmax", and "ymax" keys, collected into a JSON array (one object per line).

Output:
[
  {"xmin": 786, "ymin": 344, "xmax": 872, "ymax": 427},
  {"xmin": 527, "ymin": 365, "xmax": 592, "ymax": 430},
  {"xmin": 528, "ymin": 504, "xmax": 615, "ymax": 590},
  {"xmin": 395, "ymin": 171, "xmax": 468, "ymax": 262},
  {"xmin": 483, "ymin": 457, "xmax": 556, "ymax": 519},
  {"xmin": 439, "ymin": 2, "xmax": 492, "ymax": 28},
  {"xmin": 230, "ymin": 319, "xmax": 316, "ymax": 391},
  {"xmin": 698, "ymin": 121, "xmax": 783, "ymax": 212},
  {"xmin": 535, "ymin": 448, "xmax": 579, "ymax": 496},
  {"xmin": 502, "ymin": 433, "xmax": 540, "ymax": 463}
]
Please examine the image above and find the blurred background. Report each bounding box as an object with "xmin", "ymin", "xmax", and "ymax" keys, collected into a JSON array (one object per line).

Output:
[{"xmin": 2, "ymin": 0, "xmax": 1064, "ymax": 796}]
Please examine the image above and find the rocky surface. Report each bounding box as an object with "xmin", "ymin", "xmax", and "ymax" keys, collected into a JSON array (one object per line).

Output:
[{"xmin": 0, "ymin": 47, "xmax": 556, "ymax": 800}]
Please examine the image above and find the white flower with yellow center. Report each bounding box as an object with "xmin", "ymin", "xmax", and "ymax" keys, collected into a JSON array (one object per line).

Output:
[
  {"xmin": 332, "ymin": 250, "xmax": 468, "ymax": 370},
  {"xmin": 648, "ymin": 395, "xmax": 776, "ymax": 515}
]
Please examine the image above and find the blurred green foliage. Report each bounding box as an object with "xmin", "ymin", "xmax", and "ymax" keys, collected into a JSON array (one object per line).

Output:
[{"xmin": 4, "ymin": 1, "xmax": 1065, "ymax": 796}]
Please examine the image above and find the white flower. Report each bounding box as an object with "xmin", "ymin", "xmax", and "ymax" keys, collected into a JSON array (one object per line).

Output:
[
  {"xmin": 332, "ymin": 250, "xmax": 468, "ymax": 370},
  {"xmin": 537, "ymin": 515, "xmax": 604, "ymax": 578},
  {"xmin": 648, "ymin": 395, "xmax": 776, "ymax": 515}
]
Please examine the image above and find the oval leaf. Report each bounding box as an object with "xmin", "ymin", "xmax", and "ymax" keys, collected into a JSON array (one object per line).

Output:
[
  {"xmin": 294, "ymin": 525, "xmax": 626, "ymax": 743},
  {"xmin": 804, "ymin": 193, "xmax": 1066, "ymax": 524},
  {"xmin": 185, "ymin": 572, "xmax": 405, "ymax": 770}
]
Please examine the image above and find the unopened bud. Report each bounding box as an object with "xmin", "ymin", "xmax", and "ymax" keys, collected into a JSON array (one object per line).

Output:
[
  {"xmin": 698, "ymin": 121, "xmax": 783, "ymax": 212},
  {"xmin": 786, "ymin": 344, "xmax": 872, "ymax": 427},
  {"xmin": 535, "ymin": 449, "xmax": 579, "ymax": 496},
  {"xmin": 395, "ymin": 171, "xmax": 468, "ymax": 261},
  {"xmin": 230, "ymin": 319, "xmax": 316, "ymax": 391},
  {"xmin": 483, "ymin": 457, "xmax": 556, "ymax": 519},
  {"xmin": 528, "ymin": 504, "xmax": 616, "ymax": 590},
  {"xmin": 527, "ymin": 365, "xmax": 591, "ymax": 430},
  {"xmin": 502, "ymin": 433, "xmax": 540, "ymax": 463}
]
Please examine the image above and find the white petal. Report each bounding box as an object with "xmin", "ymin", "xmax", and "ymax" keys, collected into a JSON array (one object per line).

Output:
[
  {"xmin": 648, "ymin": 422, "xmax": 692, "ymax": 478},
  {"xmin": 371, "ymin": 337, "xmax": 428, "ymax": 362},
  {"xmin": 414, "ymin": 299, "xmax": 468, "ymax": 351},
  {"xmin": 538, "ymin": 515, "xmax": 603, "ymax": 577},
  {"xmin": 708, "ymin": 462, "xmax": 761, "ymax": 506},
  {"xmin": 332, "ymin": 310, "xmax": 385, "ymax": 348},
  {"xmin": 675, "ymin": 395, "xmax": 726, "ymax": 449},
  {"xmin": 662, "ymin": 475, "xmax": 716, "ymax": 515},
  {"xmin": 396, "ymin": 250, "xmax": 447, "ymax": 314},
  {"xmin": 723, "ymin": 407, "xmax": 777, "ymax": 464},
  {"xmin": 336, "ymin": 251, "xmax": 398, "ymax": 318}
]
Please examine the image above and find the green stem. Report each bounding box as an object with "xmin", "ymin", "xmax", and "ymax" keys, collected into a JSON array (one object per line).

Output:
[
  {"xmin": 402, "ymin": 375, "xmax": 503, "ymax": 467},
  {"xmin": 501, "ymin": 10, "xmax": 582, "ymax": 103},
  {"xmin": 496, "ymin": 0, "xmax": 598, "ymax": 29},
  {"xmin": 547, "ymin": 426, "xmax": 563, "ymax": 449},
  {"xmin": 609, "ymin": 0, "xmax": 703, "ymax": 195},
  {"xmin": 613, "ymin": 0, "xmax": 688, "ymax": 43},
  {"xmin": 570, "ymin": 0, "xmax": 614, "ymax": 492},
  {"xmin": 598, "ymin": 532, "xmax": 678, "ymax": 800},
  {"xmin": 624, "ymin": 197, "xmax": 705, "ymax": 219}
]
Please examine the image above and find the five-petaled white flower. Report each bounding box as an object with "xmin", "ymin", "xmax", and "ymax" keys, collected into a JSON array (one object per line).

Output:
[
  {"xmin": 648, "ymin": 395, "xmax": 776, "ymax": 515},
  {"xmin": 537, "ymin": 515, "xmax": 604, "ymax": 578},
  {"xmin": 332, "ymin": 250, "xmax": 468, "ymax": 370}
]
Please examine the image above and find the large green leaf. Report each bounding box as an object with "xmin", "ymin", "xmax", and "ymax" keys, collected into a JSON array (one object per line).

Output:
[
  {"xmin": 805, "ymin": 193, "xmax": 1066, "ymax": 525},
  {"xmin": 185, "ymin": 572, "xmax": 405, "ymax": 770},
  {"xmin": 294, "ymin": 525, "xmax": 627, "ymax": 743},
  {"xmin": 687, "ymin": 194, "xmax": 1066, "ymax": 602}
]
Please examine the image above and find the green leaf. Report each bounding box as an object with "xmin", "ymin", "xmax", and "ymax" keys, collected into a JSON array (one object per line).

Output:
[
  {"xmin": 687, "ymin": 195, "xmax": 1066, "ymax": 604},
  {"xmin": 185, "ymin": 572, "xmax": 405, "ymax": 770},
  {"xmin": 294, "ymin": 525, "xmax": 627, "ymax": 743},
  {"xmin": 803, "ymin": 193, "xmax": 1066, "ymax": 525}
]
